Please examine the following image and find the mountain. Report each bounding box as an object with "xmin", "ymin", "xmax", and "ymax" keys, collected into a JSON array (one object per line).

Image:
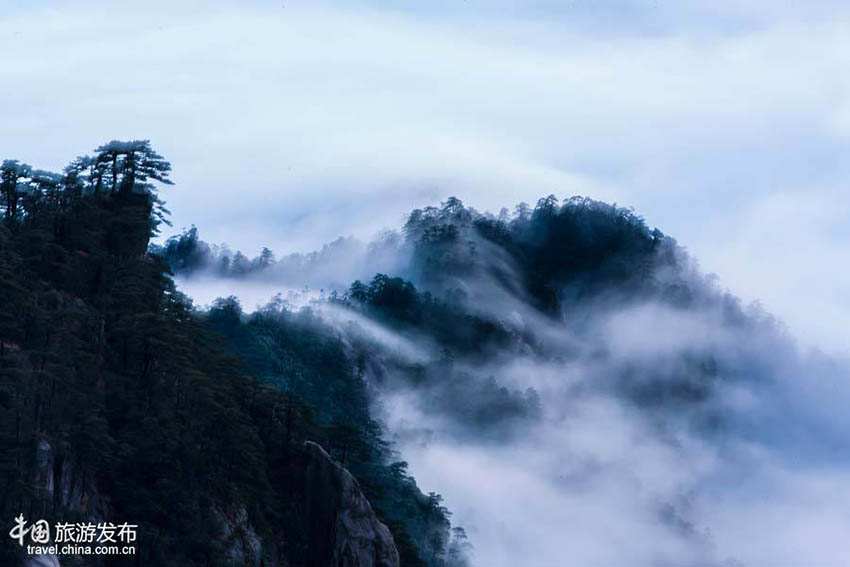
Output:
[{"xmin": 4, "ymin": 142, "xmax": 847, "ymax": 567}]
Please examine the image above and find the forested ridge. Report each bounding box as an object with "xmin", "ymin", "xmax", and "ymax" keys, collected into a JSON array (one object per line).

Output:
[{"xmin": 0, "ymin": 143, "xmax": 461, "ymax": 566}]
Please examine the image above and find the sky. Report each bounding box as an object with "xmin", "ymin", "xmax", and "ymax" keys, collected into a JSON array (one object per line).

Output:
[{"xmin": 1, "ymin": 0, "xmax": 849, "ymax": 354}]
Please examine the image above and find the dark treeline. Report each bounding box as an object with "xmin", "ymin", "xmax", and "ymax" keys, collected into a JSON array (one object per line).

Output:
[
  {"xmin": 156, "ymin": 226, "xmax": 276, "ymax": 277},
  {"xmin": 400, "ymin": 195, "xmax": 679, "ymax": 314},
  {"xmin": 164, "ymin": 193, "xmax": 682, "ymax": 317},
  {"xmin": 0, "ymin": 142, "xmax": 463, "ymax": 566}
]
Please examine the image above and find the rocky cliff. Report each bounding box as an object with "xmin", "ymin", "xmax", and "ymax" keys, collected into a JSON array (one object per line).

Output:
[
  {"xmin": 302, "ymin": 441, "xmax": 400, "ymax": 567},
  {"xmin": 20, "ymin": 440, "xmax": 399, "ymax": 567}
]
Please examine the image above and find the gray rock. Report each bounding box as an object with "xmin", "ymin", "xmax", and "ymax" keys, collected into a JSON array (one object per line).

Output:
[
  {"xmin": 23, "ymin": 555, "xmax": 61, "ymax": 567},
  {"xmin": 303, "ymin": 441, "xmax": 400, "ymax": 567},
  {"xmin": 213, "ymin": 505, "xmax": 263, "ymax": 567}
]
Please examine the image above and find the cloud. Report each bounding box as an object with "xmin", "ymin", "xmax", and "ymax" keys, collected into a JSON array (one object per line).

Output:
[
  {"xmin": 2, "ymin": 2, "xmax": 849, "ymax": 355},
  {"xmin": 367, "ymin": 294, "xmax": 850, "ymax": 566}
]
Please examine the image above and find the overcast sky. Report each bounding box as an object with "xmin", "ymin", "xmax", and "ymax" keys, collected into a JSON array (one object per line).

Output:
[{"xmin": 2, "ymin": 0, "xmax": 849, "ymax": 353}]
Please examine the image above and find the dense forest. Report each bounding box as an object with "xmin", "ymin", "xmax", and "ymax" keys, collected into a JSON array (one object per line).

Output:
[{"xmin": 0, "ymin": 143, "xmax": 464, "ymax": 566}]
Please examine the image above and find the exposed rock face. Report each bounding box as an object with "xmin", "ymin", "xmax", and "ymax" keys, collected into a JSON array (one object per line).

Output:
[
  {"xmin": 21, "ymin": 439, "xmax": 398, "ymax": 567},
  {"xmin": 213, "ymin": 505, "xmax": 263, "ymax": 567},
  {"xmin": 302, "ymin": 441, "xmax": 400, "ymax": 567},
  {"xmin": 24, "ymin": 555, "xmax": 61, "ymax": 567},
  {"xmin": 22, "ymin": 439, "xmax": 108, "ymax": 567},
  {"xmin": 34, "ymin": 439, "xmax": 108, "ymax": 521}
]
